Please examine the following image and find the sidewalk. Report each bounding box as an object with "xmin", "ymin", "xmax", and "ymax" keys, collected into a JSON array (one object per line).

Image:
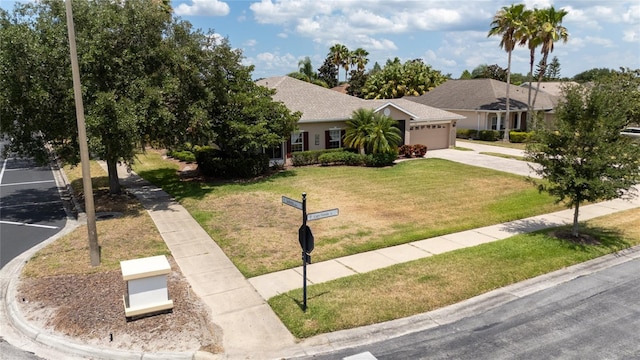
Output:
[{"xmin": 3, "ymin": 143, "xmax": 640, "ymax": 360}]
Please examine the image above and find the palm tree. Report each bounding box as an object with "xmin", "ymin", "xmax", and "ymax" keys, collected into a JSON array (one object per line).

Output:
[
  {"xmin": 352, "ymin": 47, "xmax": 369, "ymax": 72},
  {"xmin": 344, "ymin": 108, "xmax": 373, "ymax": 154},
  {"xmin": 297, "ymin": 56, "xmax": 315, "ymax": 82},
  {"xmin": 488, "ymin": 3, "xmax": 526, "ymax": 141},
  {"xmin": 519, "ymin": 8, "xmax": 542, "ymax": 129},
  {"xmin": 328, "ymin": 43, "xmax": 349, "ymax": 84},
  {"xmin": 531, "ymin": 6, "xmax": 568, "ymax": 109},
  {"xmin": 368, "ymin": 112, "xmax": 402, "ymax": 154}
]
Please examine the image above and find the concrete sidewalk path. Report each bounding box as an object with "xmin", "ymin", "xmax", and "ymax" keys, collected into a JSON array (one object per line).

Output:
[{"xmin": 109, "ymin": 164, "xmax": 301, "ymax": 359}]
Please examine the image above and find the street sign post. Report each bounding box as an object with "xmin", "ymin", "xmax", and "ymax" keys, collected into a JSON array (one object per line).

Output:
[{"xmin": 281, "ymin": 192, "xmax": 338, "ymax": 312}]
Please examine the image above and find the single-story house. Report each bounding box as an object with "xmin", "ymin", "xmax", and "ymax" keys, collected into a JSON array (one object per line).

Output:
[
  {"xmin": 256, "ymin": 76, "xmax": 464, "ymax": 162},
  {"xmin": 404, "ymin": 79, "xmax": 557, "ymax": 132}
]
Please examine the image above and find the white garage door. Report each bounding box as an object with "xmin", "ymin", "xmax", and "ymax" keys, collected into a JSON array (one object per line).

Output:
[{"xmin": 409, "ymin": 124, "xmax": 450, "ymax": 150}]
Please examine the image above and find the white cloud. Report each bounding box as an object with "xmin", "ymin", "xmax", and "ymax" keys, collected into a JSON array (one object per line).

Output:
[
  {"xmin": 277, "ymin": 33, "xmax": 289, "ymax": 39},
  {"xmin": 175, "ymin": 0, "xmax": 230, "ymax": 16},
  {"xmin": 622, "ymin": 4, "xmax": 640, "ymax": 23},
  {"xmin": 622, "ymin": 28, "xmax": 639, "ymax": 42},
  {"xmin": 584, "ymin": 36, "xmax": 615, "ymax": 48},
  {"xmin": 251, "ymin": 52, "xmax": 298, "ymax": 72},
  {"xmin": 243, "ymin": 39, "xmax": 257, "ymax": 47}
]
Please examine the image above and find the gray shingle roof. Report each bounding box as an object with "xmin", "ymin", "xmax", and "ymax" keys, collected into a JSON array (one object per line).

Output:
[
  {"xmin": 256, "ymin": 76, "xmax": 464, "ymax": 123},
  {"xmin": 405, "ymin": 79, "xmax": 555, "ymax": 111}
]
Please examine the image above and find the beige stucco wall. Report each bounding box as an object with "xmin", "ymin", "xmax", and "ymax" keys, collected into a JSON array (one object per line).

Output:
[{"xmin": 297, "ymin": 121, "xmax": 346, "ymax": 151}]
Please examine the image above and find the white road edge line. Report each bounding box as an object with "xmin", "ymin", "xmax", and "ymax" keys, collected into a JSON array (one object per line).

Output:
[
  {"xmin": 0, "ymin": 157, "xmax": 7, "ymax": 184},
  {"xmin": 0, "ymin": 220, "xmax": 59, "ymax": 230}
]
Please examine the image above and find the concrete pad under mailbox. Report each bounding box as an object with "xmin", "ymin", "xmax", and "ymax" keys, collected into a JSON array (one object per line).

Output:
[
  {"xmin": 411, "ymin": 237, "xmax": 463, "ymax": 255},
  {"xmin": 337, "ymin": 251, "xmax": 398, "ymax": 274},
  {"xmin": 296, "ymin": 260, "xmax": 356, "ymax": 285},
  {"xmin": 376, "ymin": 244, "xmax": 432, "ymax": 263},
  {"xmin": 249, "ymin": 269, "xmax": 303, "ymax": 300}
]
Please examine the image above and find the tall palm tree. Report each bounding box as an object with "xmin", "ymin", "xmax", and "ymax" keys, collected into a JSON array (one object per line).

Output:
[
  {"xmin": 519, "ymin": 8, "xmax": 542, "ymax": 129},
  {"xmin": 297, "ymin": 56, "xmax": 315, "ymax": 82},
  {"xmin": 488, "ymin": 3, "xmax": 526, "ymax": 141},
  {"xmin": 352, "ymin": 47, "xmax": 369, "ymax": 72},
  {"xmin": 344, "ymin": 108, "xmax": 373, "ymax": 154},
  {"xmin": 329, "ymin": 43, "xmax": 349, "ymax": 84},
  {"xmin": 531, "ymin": 6, "xmax": 568, "ymax": 109},
  {"xmin": 368, "ymin": 112, "xmax": 402, "ymax": 154}
]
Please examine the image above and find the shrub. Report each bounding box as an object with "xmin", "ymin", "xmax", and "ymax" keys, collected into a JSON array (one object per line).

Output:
[
  {"xmin": 478, "ymin": 130, "xmax": 500, "ymax": 141},
  {"xmin": 195, "ymin": 147, "xmax": 269, "ymax": 178},
  {"xmin": 319, "ymin": 151, "xmax": 365, "ymax": 166},
  {"xmin": 509, "ymin": 131, "xmax": 533, "ymax": 143},
  {"xmin": 364, "ymin": 151, "xmax": 398, "ymax": 167},
  {"xmin": 456, "ymin": 129, "xmax": 478, "ymax": 139},
  {"xmin": 291, "ymin": 148, "xmax": 344, "ymax": 166},
  {"xmin": 167, "ymin": 150, "xmax": 195, "ymax": 163},
  {"xmin": 413, "ymin": 144, "xmax": 428, "ymax": 157},
  {"xmin": 398, "ymin": 144, "xmax": 414, "ymax": 158}
]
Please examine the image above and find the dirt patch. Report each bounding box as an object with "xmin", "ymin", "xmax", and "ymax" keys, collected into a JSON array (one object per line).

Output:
[
  {"xmin": 550, "ymin": 229, "xmax": 602, "ymax": 245},
  {"xmin": 17, "ymin": 260, "xmax": 222, "ymax": 354}
]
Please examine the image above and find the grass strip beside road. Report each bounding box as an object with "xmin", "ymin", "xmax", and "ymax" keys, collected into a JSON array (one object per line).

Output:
[
  {"xmin": 457, "ymin": 139, "xmax": 527, "ymax": 150},
  {"xmin": 480, "ymin": 152, "xmax": 527, "ymax": 161},
  {"xmin": 269, "ymin": 208, "xmax": 640, "ymax": 338},
  {"xmin": 133, "ymin": 151, "xmax": 565, "ymax": 278},
  {"xmin": 22, "ymin": 162, "xmax": 169, "ymax": 276}
]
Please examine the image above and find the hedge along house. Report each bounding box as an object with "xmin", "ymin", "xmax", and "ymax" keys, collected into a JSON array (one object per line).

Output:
[
  {"xmin": 404, "ymin": 79, "xmax": 556, "ymax": 133},
  {"xmin": 256, "ymin": 76, "xmax": 464, "ymax": 163}
]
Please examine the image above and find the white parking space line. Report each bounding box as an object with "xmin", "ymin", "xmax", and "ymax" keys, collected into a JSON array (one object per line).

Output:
[
  {"xmin": 0, "ymin": 157, "xmax": 7, "ymax": 184},
  {"xmin": 0, "ymin": 179, "xmax": 55, "ymax": 187},
  {"xmin": 0, "ymin": 220, "xmax": 59, "ymax": 230}
]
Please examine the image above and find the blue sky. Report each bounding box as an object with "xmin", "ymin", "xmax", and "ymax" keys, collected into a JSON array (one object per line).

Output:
[
  {"xmin": 2, "ymin": 0, "xmax": 639, "ymax": 80},
  {"xmin": 169, "ymin": 0, "xmax": 639, "ymax": 80}
]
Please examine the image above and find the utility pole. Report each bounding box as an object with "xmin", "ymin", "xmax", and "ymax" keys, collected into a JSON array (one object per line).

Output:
[{"xmin": 65, "ymin": 0, "xmax": 100, "ymax": 266}]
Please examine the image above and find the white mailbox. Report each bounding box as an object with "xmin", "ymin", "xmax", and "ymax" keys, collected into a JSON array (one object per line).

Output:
[{"xmin": 120, "ymin": 255, "xmax": 174, "ymax": 318}]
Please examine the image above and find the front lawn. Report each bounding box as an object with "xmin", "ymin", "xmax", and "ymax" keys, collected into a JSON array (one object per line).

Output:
[
  {"xmin": 269, "ymin": 208, "xmax": 640, "ymax": 338},
  {"xmin": 133, "ymin": 151, "xmax": 563, "ymax": 277}
]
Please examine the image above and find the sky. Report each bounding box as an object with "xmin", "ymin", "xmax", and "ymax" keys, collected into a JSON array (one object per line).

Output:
[{"xmin": 2, "ymin": 0, "xmax": 639, "ymax": 80}]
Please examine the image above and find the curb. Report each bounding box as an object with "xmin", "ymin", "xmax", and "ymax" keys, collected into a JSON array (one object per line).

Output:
[{"xmin": 294, "ymin": 245, "xmax": 640, "ymax": 357}]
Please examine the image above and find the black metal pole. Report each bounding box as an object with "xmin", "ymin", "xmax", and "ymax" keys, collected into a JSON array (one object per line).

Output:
[{"xmin": 302, "ymin": 192, "xmax": 307, "ymax": 312}]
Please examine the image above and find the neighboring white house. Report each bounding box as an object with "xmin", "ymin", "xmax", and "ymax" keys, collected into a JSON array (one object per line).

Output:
[
  {"xmin": 405, "ymin": 79, "xmax": 558, "ymax": 132},
  {"xmin": 257, "ymin": 76, "xmax": 464, "ymax": 163}
]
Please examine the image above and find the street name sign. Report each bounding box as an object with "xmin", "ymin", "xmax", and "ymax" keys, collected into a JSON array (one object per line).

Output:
[
  {"xmin": 282, "ymin": 196, "xmax": 303, "ymax": 210},
  {"xmin": 307, "ymin": 208, "xmax": 339, "ymax": 222}
]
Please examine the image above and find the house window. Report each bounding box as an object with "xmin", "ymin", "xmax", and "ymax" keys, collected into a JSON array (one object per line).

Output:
[
  {"xmin": 267, "ymin": 144, "xmax": 283, "ymax": 159},
  {"xmin": 328, "ymin": 129, "xmax": 342, "ymax": 149},
  {"xmin": 315, "ymin": 134, "xmax": 320, "ymax": 145},
  {"xmin": 291, "ymin": 131, "xmax": 304, "ymax": 152}
]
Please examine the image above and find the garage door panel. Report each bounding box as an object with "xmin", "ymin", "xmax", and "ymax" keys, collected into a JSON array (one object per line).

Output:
[{"xmin": 410, "ymin": 125, "xmax": 449, "ymax": 150}]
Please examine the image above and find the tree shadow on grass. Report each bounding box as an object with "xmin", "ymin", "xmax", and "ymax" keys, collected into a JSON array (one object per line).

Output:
[{"xmin": 548, "ymin": 224, "xmax": 631, "ymax": 253}]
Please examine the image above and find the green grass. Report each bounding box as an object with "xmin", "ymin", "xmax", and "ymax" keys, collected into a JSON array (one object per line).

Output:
[
  {"xmin": 133, "ymin": 151, "xmax": 565, "ymax": 277},
  {"xmin": 480, "ymin": 152, "xmax": 527, "ymax": 161},
  {"xmin": 458, "ymin": 139, "xmax": 527, "ymax": 150},
  {"xmin": 269, "ymin": 209, "xmax": 640, "ymax": 338}
]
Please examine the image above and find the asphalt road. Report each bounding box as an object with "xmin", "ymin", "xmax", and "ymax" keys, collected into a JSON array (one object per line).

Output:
[
  {"xmin": 0, "ymin": 141, "xmax": 68, "ymax": 268},
  {"xmin": 295, "ymin": 257, "xmax": 640, "ymax": 360}
]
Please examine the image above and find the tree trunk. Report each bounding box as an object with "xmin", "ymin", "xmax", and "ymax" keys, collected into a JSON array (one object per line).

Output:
[
  {"xmin": 526, "ymin": 48, "xmax": 535, "ymax": 130},
  {"xmin": 106, "ymin": 157, "xmax": 121, "ymax": 195},
  {"xmin": 572, "ymin": 201, "xmax": 580, "ymax": 237},
  {"xmin": 503, "ymin": 50, "xmax": 512, "ymax": 142},
  {"xmin": 531, "ymin": 55, "xmax": 548, "ymax": 110}
]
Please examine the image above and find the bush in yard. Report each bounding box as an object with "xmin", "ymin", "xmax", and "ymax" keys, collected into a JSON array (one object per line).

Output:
[
  {"xmin": 364, "ymin": 151, "xmax": 398, "ymax": 167},
  {"xmin": 509, "ymin": 131, "xmax": 533, "ymax": 143},
  {"xmin": 413, "ymin": 144, "xmax": 428, "ymax": 157},
  {"xmin": 456, "ymin": 128, "xmax": 478, "ymax": 139},
  {"xmin": 291, "ymin": 149, "xmax": 343, "ymax": 166},
  {"xmin": 167, "ymin": 150, "xmax": 196, "ymax": 162},
  {"xmin": 318, "ymin": 151, "xmax": 365, "ymax": 166},
  {"xmin": 478, "ymin": 130, "xmax": 500, "ymax": 141},
  {"xmin": 195, "ymin": 147, "xmax": 269, "ymax": 178},
  {"xmin": 399, "ymin": 144, "xmax": 414, "ymax": 158}
]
